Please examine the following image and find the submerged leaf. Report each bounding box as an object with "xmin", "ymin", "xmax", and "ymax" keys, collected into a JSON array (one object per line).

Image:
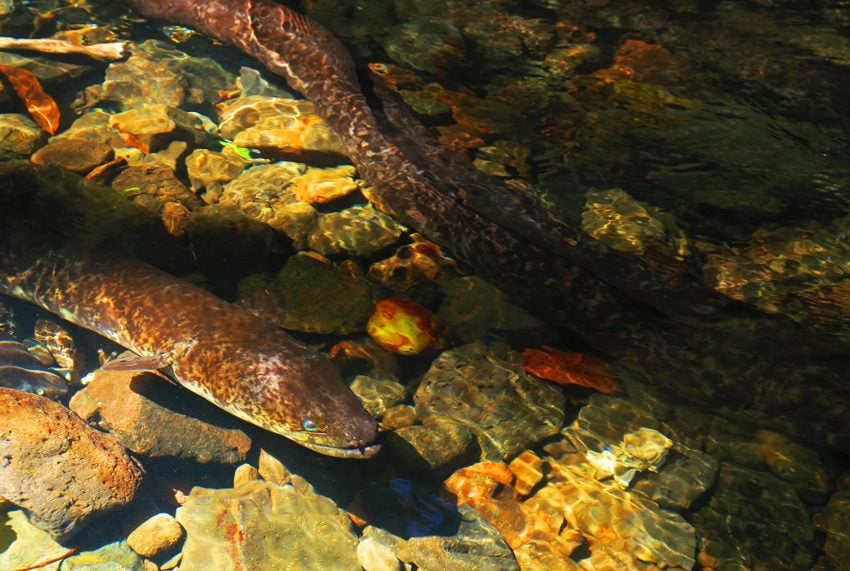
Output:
[
  {"xmin": 0, "ymin": 64, "xmax": 60, "ymax": 134},
  {"xmin": 523, "ymin": 345, "xmax": 620, "ymax": 394}
]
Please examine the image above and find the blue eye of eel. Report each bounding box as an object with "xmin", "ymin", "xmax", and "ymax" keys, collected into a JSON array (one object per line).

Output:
[{"xmin": 302, "ymin": 418, "xmax": 319, "ymax": 431}]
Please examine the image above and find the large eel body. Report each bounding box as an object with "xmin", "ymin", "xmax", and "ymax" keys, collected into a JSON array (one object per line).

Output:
[{"xmin": 0, "ymin": 239, "xmax": 380, "ymax": 459}]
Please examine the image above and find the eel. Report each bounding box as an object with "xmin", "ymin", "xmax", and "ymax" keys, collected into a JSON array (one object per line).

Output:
[{"xmin": 0, "ymin": 238, "xmax": 380, "ymax": 459}]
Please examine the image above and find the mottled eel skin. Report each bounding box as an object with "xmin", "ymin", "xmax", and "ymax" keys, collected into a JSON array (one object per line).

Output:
[{"xmin": 0, "ymin": 243, "xmax": 379, "ymax": 459}]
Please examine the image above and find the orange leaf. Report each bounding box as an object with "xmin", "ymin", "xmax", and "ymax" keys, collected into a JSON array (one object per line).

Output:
[
  {"xmin": 0, "ymin": 64, "xmax": 60, "ymax": 134},
  {"xmin": 522, "ymin": 345, "xmax": 620, "ymax": 394}
]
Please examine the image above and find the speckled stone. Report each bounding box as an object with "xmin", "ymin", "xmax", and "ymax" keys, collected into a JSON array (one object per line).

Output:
[
  {"xmin": 30, "ymin": 137, "xmax": 114, "ymax": 173},
  {"xmin": 0, "ymin": 388, "xmax": 143, "ymax": 540}
]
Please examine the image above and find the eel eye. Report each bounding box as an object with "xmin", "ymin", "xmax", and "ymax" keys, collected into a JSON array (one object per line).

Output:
[{"xmin": 302, "ymin": 418, "xmax": 319, "ymax": 431}]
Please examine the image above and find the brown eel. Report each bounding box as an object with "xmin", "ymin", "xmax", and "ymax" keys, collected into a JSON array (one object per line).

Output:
[{"xmin": 0, "ymin": 240, "xmax": 380, "ymax": 459}]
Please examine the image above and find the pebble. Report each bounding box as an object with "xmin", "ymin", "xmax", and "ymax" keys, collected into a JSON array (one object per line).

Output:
[{"xmin": 126, "ymin": 513, "xmax": 185, "ymax": 559}]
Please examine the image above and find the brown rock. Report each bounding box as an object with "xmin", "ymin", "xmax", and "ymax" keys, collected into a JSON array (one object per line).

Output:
[
  {"xmin": 69, "ymin": 368, "xmax": 252, "ymax": 464},
  {"xmin": 0, "ymin": 387, "xmax": 143, "ymax": 539},
  {"xmin": 0, "ymin": 113, "xmax": 43, "ymax": 155},
  {"xmin": 31, "ymin": 137, "xmax": 114, "ymax": 174},
  {"xmin": 126, "ymin": 513, "xmax": 185, "ymax": 559}
]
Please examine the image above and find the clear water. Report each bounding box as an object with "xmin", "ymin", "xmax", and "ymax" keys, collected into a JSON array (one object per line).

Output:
[{"xmin": 1, "ymin": 0, "xmax": 849, "ymax": 568}]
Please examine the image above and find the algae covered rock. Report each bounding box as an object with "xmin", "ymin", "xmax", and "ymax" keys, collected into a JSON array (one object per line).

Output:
[
  {"xmin": 176, "ymin": 477, "xmax": 360, "ymax": 570},
  {"xmin": 238, "ymin": 252, "xmax": 374, "ymax": 334},
  {"xmin": 414, "ymin": 342, "xmax": 565, "ymax": 460}
]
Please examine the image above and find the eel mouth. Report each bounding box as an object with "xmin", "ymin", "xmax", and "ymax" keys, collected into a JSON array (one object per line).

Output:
[{"xmin": 299, "ymin": 440, "xmax": 382, "ymax": 459}]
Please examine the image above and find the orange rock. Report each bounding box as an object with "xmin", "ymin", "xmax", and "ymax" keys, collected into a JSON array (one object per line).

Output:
[
  {"xmin": 444, "ymin": 461, "xmax": 514, "ymax": 505},
  {"xmin": 366, "ymin": 298, "xmax": 440, "ymax": 355},
  {"xmin": 509, "ymin": 450, "xmax": 544, "ymax": 497},
  {"xmin": 522, "ymin": 346, "xmax": 619, "ymax": 394}
]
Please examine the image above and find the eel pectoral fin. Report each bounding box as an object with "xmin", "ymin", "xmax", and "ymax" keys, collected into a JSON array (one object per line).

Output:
[{"xmin": 101, "ymin": 350, "xmax": 171, "ymax": 372}]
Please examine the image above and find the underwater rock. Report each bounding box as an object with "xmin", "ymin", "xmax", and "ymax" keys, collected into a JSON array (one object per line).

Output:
[
  {"xmin": 184, "ymin": 148, "xmax": 249, "ymax": 200},
  {"xmin": 176, "ymin": 475, "xmax": 360, "ymax": 570},
  {"xmin": 414, "ymin": 342, "xmax": 566, "ymax": 461},
  {"xmin": 523, "ymin": 346, "xmax": 620, "ymax": 394},
  {"xmin": 361, "ymin": 505, "xmax": 518, "ymax": 571},
  {"xmin": 703, "ymin": 219, "xmax": 850, "ymax": 335},
  {"xmin": 822, "ymin": 490, "xmax": 850, "ymax": 569},
  {"xmin": 367, "ymin": 235, "xmax": 457, "ymax": 303},
  {"xmin": 217, "ymin": 95, "xmax": 347, "ymax": 160},
  {"xmin": 218, "ymin": 161, "xmax": 318, "ymax": 245},
  {"xmin": 308, "ymin": 205, "xmax": 405, "ymax": 257},
  {"xmin": 581, "ymin": 187, "xmax": 674, "ymax": 255},
  {"xmin": 445, "ymin": 460, "xmax": 586, "ymax": 570},
  {"xmin": 436, "ymin": 276, "xmax": 543, "ymax": 343},
  {"xmin": 632, "ymin": 443, "xmax": 718, "ymax": 510},
  {"xmin": 367, "ymin": 298, "xmax": 441, "ymax": 355},
  {"xmin": 76, "ymin": 52, "xmax": 184, "ymax": 112},
  {"xmin": 380, "ymin": 405, "xmax": 418, "ymax": 431},
  {"xmin": 125, "ymin": 513, "xmax": 185, "ymax": 559},
  {"xmin": 349, "ymin": 376, "xmax": 407, "ymax": 419},
  {"xmin": 583, "ymin": 427, "xmax": 673, "ymax": 487},
  {"xmin": 461, "ymin": 14, "xmax": 554, "ymax": 71},
  {"xmin": 565, "ymin": 393, "xmax": 663, "ymax": 454},
  {"xmin": 387, "ymin": 418, "xmax": 476, "ymax": 475},
  {"xmin": 287, "ymin": 164, "xmax": 360, "ymax": 204},
  {"xmin": 69, "ymin": 367, "xmax": 252, "ymax": 464},
  {"xmin": 383, "ymin": 18, "xmax": 467, "ymax": 76},
  {"xmin": 109, "ymin": 103, "xmax": 176, "ymax": 139},
  {"xmin": 137, "ymin": 39, "xmax": 233, "ymax": 106},
  {"xmin": 110, "ymin": 162, "xmax": 198, "ymax": 212},
  {"xmin": 30, "ymin": 137, "xmax": 114, "ymax": 174},
  {"xmin": 356, "ymin": 535, "xmax": 405, "ymax": 571},
  {"xmin": 0, "ymin": 510, "xmax": 143, "ymax": 571},
  {"xmin": 692, "ymin": 462, "xmax": 817, "ymax": 569},
  {"xmin": 238, "ymin": 253, "xmax": 374, "ymax": 334},
  {"xmin": 755, "ymin": 429, "xmax": 833, "ymax": 503},
  {"xmin": 329, "ymin": 337, "xmax": 400, "ymax": 381},
  {"xmin": 0, "ymin": 113, "xmax": 42, "ymax": 155},
  {"xmin": 546, "ymin": 452, "xmax": 696, "ymax": 569},
  {"xmin": 0, "ymin": 0, "xmax": 17, "ymax": 17},
  {"xmin": 0, "ymin": 388, "xmax": 143, "ymax": 540},
  {"xmin": 703, "ymin": 426, "xmax": 832, "ymax": 504}
]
